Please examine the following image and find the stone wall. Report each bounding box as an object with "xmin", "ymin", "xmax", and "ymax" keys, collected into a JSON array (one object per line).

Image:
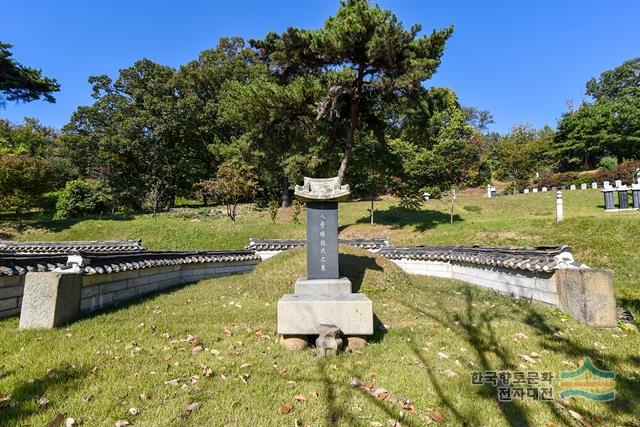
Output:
[
  {"xmin": 11, "ymin": 258, "xmax": 259, "ymax": 326},
  {"xmin": 78, "ymin": 260, "xmax": 258, "ymax": 314},
  {"xmin": 386, "ymin": 258, "xmax": 616, "ymax": 327},
  {"xmin": 389, "ymin": 259, "xmax": 558, "ymax": 305},
  {"xmin": 0, "ymin": 275, "xmax": 24, "ymax": 319}
]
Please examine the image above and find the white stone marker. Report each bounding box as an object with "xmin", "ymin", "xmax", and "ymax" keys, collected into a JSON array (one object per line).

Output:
[
  {"xmin": 487, "ymin": 184, "xmax": 492, "ymax": 198},
  {"xmin": 542, "ymin": 187, "xmax": 548, "ymax": 192},
  {"xmin": 533, "ymin": 188, "xmax": 538, "ymax": 193},
  {"xmin": 556, "ymin": 191, "xmax": 564, "ymax": 222},
  {"xmin": 603, "ymin": 181, "xmax": 610, "ymax": 188},
  {"xmin": 615, "ymin": 180, "xmax": 622, "ymax": 188},
  {"xmin": 592, "ymin": 182, "xmax": 598, "ymax": 189},
  {"xmin": 581, "ymin": 183, "xmax": 587, "ymax": 190},
  {"xmin": 570, "ymin": 185, "xmax": 576, "ymax": 190},
  {"xmin": 524, "ymin": 188, "xmax": 529, "ymax": 193}
]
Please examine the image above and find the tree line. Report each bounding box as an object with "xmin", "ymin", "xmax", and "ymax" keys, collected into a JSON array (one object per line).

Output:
[{"xmin": 1, "ymin": 0, "xmax": 639, "ymax": 220}]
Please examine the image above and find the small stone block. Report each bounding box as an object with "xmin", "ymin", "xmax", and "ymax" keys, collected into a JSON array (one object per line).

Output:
[
  {"xmin": 345, "ymin": 336, "xmax": 368, "ymax": 352},
  {"xmin": 294, "ymin": 277, "xmax": 352, "ymax": 295},
  {"xmin": 277, "ymin": 293, "xmax": 373, "ymax": 335},
  {"xmin": 20, "ymin": 272, "xmax": 82, "ymax": 329},
  {"xmin": 315, "ymin": 324, "xmax": 343, "ymax": 357},
  {"xmin": 281, "ymin": 335, "xmax": 309, "ymax": 351}
]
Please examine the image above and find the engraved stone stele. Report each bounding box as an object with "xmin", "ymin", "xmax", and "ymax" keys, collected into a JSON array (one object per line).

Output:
[{"xmin": 278, "ymin": 177, "xmax": 374, "ymax": 352}]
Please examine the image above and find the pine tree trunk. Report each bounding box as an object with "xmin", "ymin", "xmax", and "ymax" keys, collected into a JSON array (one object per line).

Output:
[
  {"xmin": 281, "ymin": 176, "xmax": 290, "ymax": 208},
  {"xmin": 337, "ymin": 67, "xmax": 364, "ymax": 184}
]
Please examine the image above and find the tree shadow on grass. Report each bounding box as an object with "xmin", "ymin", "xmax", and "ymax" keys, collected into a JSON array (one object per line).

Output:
[
  {"xmin": 521, "ymin": 306, "xmax": 640, "ymax": 422},
  {"xmin": 339, "ymin": 253, "xmax": 383, "ymax": 293},
  {"xmin": 0, "ymin": 365, "xmax": 89, "ymax": 426},
  {"xmin": 393, "ymin": 287, "xmax": 594, "ymax": 427},
  {"xmin": 353, "ymin": 206, "xmax": 462, "ymax": 232}
]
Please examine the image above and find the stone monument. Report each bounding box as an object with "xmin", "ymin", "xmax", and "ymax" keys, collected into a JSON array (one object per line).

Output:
[{"xmin": 277, "ymin": 177, "xmax": 373, "ymax": 354}]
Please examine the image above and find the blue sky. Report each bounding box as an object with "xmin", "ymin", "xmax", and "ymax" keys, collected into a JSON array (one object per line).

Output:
[{"xmin": 2, "ymin": 0, "xmax": 639, "ymax": 133}]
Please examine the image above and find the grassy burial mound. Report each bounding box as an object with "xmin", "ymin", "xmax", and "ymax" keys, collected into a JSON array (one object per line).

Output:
[{"xmin": 1, "ymin": 247, "xmax": 639, "ymax": 426}]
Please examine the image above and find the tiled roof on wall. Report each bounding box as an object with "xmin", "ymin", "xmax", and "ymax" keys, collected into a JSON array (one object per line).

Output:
[
  {"xmin": 246, "ymin": 237, "xmax": 390, "ymax": 251},
  {"xmin": 377, "ymin": 245, "xmax": 573, "ymax": 273},
  {"xmin": 0, "ymin": 239, "xmax": 145, "ymax": 254}
]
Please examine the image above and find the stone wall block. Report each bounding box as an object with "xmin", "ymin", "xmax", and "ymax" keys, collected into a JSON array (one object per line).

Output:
[
  {"xmin": 556, "ymin": 268, "xmax": 617, "ymax": 327},
  {"xmin": 19, "ymin": 272, "xmax": 82, "ymax": 329}
]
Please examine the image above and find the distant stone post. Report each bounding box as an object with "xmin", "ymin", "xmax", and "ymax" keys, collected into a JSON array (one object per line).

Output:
[
  {"xmin": 602, "ymin": 186, "xmax": 616, "ymax": 211},
  {"xmin": 556, "ymin": 191, "xmax": 564, "ymax": 222},
  {"xmin": 617, "ymin": 185, "xmax": 630, "ymax": 210},
  {"xmin": 632, "ymin": 184, "xmax": 640, "ymax": 210}
]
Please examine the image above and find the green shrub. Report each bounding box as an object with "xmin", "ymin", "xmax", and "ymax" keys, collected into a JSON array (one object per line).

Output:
[
  {"xmin": 55, "ymin": 179, "xmax": 111, "ymax": 219},
  {"xmin": 268, "ymin": 200, "xmax": 279, "ymax": 223},
  {"xmin": 291, "ymin": 199, "xmax": 302, "ymax": 224},
  {"xmin": 599, "ymin": 156, "xmax": 618, "ymax": 171}
]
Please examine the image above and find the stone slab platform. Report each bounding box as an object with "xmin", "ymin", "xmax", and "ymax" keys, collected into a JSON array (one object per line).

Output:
[
  {"xmin": 294, "ymin": 277, "xmax": 352, "ymax": 295},
  {"xmin": 277, "ymin": 293, "xmax": 373, "ymax": 335}
]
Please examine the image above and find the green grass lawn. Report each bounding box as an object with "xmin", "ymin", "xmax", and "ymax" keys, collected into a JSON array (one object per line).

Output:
[
  {"xmin": 1, "ymin": 191, "xmax": 640, "ymax": 425},
  {"xmin": 1, "ymin": 248, "xmax": 639, "ymax": 426}
]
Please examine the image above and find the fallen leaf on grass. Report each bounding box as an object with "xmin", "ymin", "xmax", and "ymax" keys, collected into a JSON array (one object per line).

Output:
[
  {"xmin": 47, "ymin": 413, "xmax": 65, "ymax": 427},
  {"xmin": 128, "ymin": 407, "xmax": 140, "ymax": 416},
  {"xmin": 202, "ymin": 366, "xmax": 213, "ymax": 377},
  {"xmin": 139, "ymin": 393, "xmax": 150, "ymax": 401},
  {"xmin": 310, "ymin": 389, "xmax": 319, "ymax": 398},
  {"xmin": 437, "ymin": 352, "xmax": 448, "ymax": 360},
  {"xmin": 0, "ymin": 395, "xmax": 11, "ymax": 408},
  {"xmin": 349, "ymin": 378, "xmax": 415, "ymax": 413},
  {"xmin": 427, "ymin": 410, "xmax": 444, "ymax": 422},
  {"xmin": 37, "ymin": 396, "xmax": 50, "ymax": 408},
  {"xmin": 240, "ymin": 373, "xmax": 250, "ymax": 384},
  {"xmin": 373, "ymin": 388, "xmax": 389, "ymax": 401},
  {"xmin": 444, "ymin": 369, "xmax": 457, "ymax": 378},
  {"xmin": 186, "ymin": 402, "xmax": 201, "ymax": 415},
  {"xmin": 520, "ymin": 354, "xmax": 537, "ymax": 364},
  {"xmin": 293, "ymin": 395, "xmax": 306, "ymax": 401},
  {"xmin": 567, "ymin": 409, "xmax": 592, "ymax": 427},
  {"xmin": 114, "ymin": 420, "xmax": 130, "ymax": 427},
  {"xmin": 240, "ymin": 362, "xmax": 252, "ymax": 369},
  {"xmin": 65, "ymin": 417, "xmax": 79, "ymax": 427},
  {"xmin": 286, "ymin": 380, "xmax": 297, "ymax": 386},
  {"xmin": 192, "ymin": 346, "xmax": 203, "ymax": 355},
  {"xmin": 279, "ymin": 403, "xmax": 293, "ymax": 414},
  {"xmin": 164, "ymin": 378, "xmax": 180, "ymax": 386}
]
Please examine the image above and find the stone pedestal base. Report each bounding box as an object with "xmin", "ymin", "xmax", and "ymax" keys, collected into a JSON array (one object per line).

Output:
[
  {"xmin": 294, "ymin": 277, "xmax": 352, "ymax": 295},
  {"xmin": 277, "ymin": 293, "xmax": 373, "ymax": 335}
]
